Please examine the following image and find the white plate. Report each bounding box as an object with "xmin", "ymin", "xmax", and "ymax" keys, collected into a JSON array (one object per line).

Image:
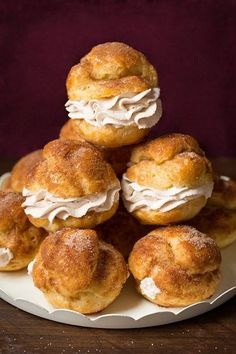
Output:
[{"xmin": 0, "ymin": 242, "xmax": 235, "ymax": 329}]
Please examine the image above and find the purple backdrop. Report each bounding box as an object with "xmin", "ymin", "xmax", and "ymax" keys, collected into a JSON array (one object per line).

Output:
[{"xmin": 0, "ymin": 0, "xmax": 235, "ymax": 158}]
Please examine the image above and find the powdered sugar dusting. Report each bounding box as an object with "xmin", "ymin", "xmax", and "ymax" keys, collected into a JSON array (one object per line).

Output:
[
  {"xmin": 182, "ymin": 227, "xmax": 216, "ymax": 250},
  {"xmin": 64, "ymin": 231, "xmax": 97, "ymax": 253}
]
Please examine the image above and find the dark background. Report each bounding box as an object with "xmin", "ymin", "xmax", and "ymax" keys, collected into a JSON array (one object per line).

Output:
[{"xmin": 0, "ymin": 0, "xmax": 235, "ymax": 159}]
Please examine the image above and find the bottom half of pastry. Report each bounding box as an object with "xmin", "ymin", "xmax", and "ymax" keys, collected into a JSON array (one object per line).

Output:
[
  {"xmin": 31, "ymin": 228, "xmax": 128, "ymax": 314},
  {"xmin": 130, "ymin": 196, "xmax": 207, "ymax": 225},
  {"xmin": 27, "ymin": 200, "xmax": 119, "ymax": 232},
  {"xmin": 0, "ymin": 226, "xmax": 46, "ymax": 271},
  {"xmin": 70, "ymin": 119, "xmax": 149, "ymax": 148},
  {"xmin": 135, "ymin": 268, "xmax": 220, "ymax": 307},
  {"xmin": 190, "ymin": 207, "xmax": 236, "ymax": 249}
]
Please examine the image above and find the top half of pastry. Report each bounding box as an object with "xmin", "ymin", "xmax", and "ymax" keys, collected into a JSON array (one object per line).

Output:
[
  {"xmin": 24, "ymin": 139, "xmax": 120, "ymax": 198},
  {"xmin": 66, "ymin": 42, "xmax": 158, "ymax": 101},
  {"xmin": 124, "ymin": 133, "xmax": 213, "ymax": 190},
  {"xmin": 10, "ymin": 150, "xmax": 43, "ymax": 193}
]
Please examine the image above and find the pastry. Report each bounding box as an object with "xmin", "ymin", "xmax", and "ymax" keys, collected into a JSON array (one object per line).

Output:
[
  {"xmin": 190, "ymin": 207, "xmax": 236, "ymax": 249},
  {"xmin": 60, "ymin": 120, "xmax": 133, "ymax": 176},
  {"xmin": 122, "ymin": 134, "xmax": 214, "ymax": 225},
  {"xmin": 207, "ymin": 175, "xmax": 236, "ymax": 209},
  {"xmin": 30, "ymin": 228, "xmax": 128, "ymax": 314},
  {"xmin": 22, "ymin": 139, "xmax": 120, "ymax": 231},
  {"xmin": 96, "ymin": 203, "xmax": 153, "ymax": 259},
  {"xmin": 128, "ymin": 225, "xmax": 221, "ymax": 307},
  {"xmin": 0, "ymin": 172, "xmax": 11, "ymax": 191},
  {"xmin": 0, "ymin": 150, "xmax": 43, "ymax": 193},
  {"xmin": 65, "ymin": 42, "xmax": 162, "ymax": 148},
  {"xmin": 190, "ymin": 175, "xmax": 236, "ymax": 248},
  {"xmin": 10, "ymin": 150, "xmax": 43, "ymax": 193},
  {"xmin": 0, "ymin": 191, "xmax": 46, "ymax": 271}
]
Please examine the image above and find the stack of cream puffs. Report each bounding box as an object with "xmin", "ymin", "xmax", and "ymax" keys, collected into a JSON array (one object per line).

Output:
[{"xmin": 1, "ymin": 41, "xmax": 234, "ymax": 315}]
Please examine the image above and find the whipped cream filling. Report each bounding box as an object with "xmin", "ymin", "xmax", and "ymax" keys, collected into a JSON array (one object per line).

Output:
[
  {"xmin": 0, "ymin": 247, "xmax": 14, "ymax": 268},
  {"xmin": 0, "ymin": 172, "xmax": 11, "ymax": 190},
  {"xmin": 219, "ymin": 175, "xmax": 230, "ymax": 182},
  {"xmin": 27, "ymin": 259, "xmax": 35, "ymax": 276},
  {"xmin": 22, "ymin": 185, "xmax": 120, "ymax": 223},
  {"xmin": 140, "ymin": 277, "xmax": 160, "ymax": 299},
  {"xmin": 122, "ymin": 175, "xmax": 214, "ymax": 213},
  {"xmin": 65, "ymin": 88, "xmax": 162, "ymax": 129}
]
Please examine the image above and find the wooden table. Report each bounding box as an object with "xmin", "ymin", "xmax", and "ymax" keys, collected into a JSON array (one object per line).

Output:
[{"xmin": 0, "ymin": 158, "xmax": 236, "ymax": 354}]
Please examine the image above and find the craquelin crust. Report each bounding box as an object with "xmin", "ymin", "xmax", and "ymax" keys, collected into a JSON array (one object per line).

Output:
[
  {"xmin": 32, "ymin": 228, "xmax": 128, "ymax": 314},
  {"xmin": 66, "ymin": 42, "xmax": 158, "ymax": 101},
  {"xmin": 26, "ymin": 139, "xmax": 119, "ymax": 197},
  {"xmin": 128, "ymin": 225, "xmax": 221, "ymax": 307},
  {"xmin": 0, "ymin": 191, "xmax": 46, "ymax": 271}
]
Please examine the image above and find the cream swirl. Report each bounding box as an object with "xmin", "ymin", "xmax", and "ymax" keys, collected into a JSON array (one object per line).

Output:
[
  {"xmin": 0, "ymin": 247, "xmax": 14, "ymax": 268},
  {"xmin": 27, "ymin": 259, "xmax": 35, "ymax": 276},
  {"xmin": 65, "ymin": 88, "xmax": 162, "ymax": 129},
  {"xmin": 140, "ymin": 277, "xmax": 161, "ymax": 299},
  {"xmin": 22, "ymin": 185, "xmax": 120, "ymax": 223},
  {"xmin": 122, "ymin": 175, "xmax": 214, "ymax": 213},
  {"xmin": 0, "ymin": 172, "xmax": 11, "ymax": 190}
]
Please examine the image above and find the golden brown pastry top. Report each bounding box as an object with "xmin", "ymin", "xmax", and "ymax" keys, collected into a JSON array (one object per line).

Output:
[
  {"xmin": 126, "ymin": 134, "xmax": 213, "ymax": 189},
  {"xmin": 26, "ymin": 139, "xmax": 120, "ymax": 198},
  {"xmin": 33, "ymin": 228, "xmax": 127, "ymax": 298},
  {"xmin": 37, "ymin": 228, "xmax": 99, "ymax": 291},
  {"xmin": 129, "ymin": 225, "xmax": 221, "ymax": 281},
  {"xmin": 66, "ymin": 42, "xmax": 158, "ymax": 100},
  {"xmin": 0, "ymin": 191, "xmax": 27, "ymax": 230},
  {"xmin": 10, "ymin": 150, "xmax": 43, "ymax": 193}
]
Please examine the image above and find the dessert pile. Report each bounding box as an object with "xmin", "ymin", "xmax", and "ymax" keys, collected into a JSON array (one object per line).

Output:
[{"xmin": 0, "ymin": 42, "xmax": 235, "ymax": 314}]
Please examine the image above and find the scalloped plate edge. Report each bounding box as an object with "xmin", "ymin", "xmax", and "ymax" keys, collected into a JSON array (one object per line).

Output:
[{"xmin": 1, "ymin": 286, "xmax": 235, "ymax": 323}]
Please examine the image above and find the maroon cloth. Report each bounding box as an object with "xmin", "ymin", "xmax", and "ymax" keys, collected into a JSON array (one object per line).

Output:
[{"xmin": 0, "ymin": 0, "xmax": 235, "ymax": 158}]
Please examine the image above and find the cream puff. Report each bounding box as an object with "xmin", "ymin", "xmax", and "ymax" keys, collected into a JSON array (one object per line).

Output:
[
  {"xmin": 0, "ymin": 191, "xmax": 46, "ymax": 271},
  {"xmin": 190, "ymin": 207, "xmax": 236, "ymax": 249},
  {"xmin": 128, "ymin": 225, "xmax": 221, "ymax": 307},
  {"xmin": 65, "ymin": 42, "xmax": 162, "ymax": 148},
  {"xmin": 60, "ymin": 120, "xmax": 134, "ymax": 176},
  {"xmin": 190, "ymin": 175, "xmax": 236, "ymax": 248},
  {"xmin": 10, "ymin": 150, "xmax": 43, "ymax": 193},
  {"xmin": 0, "ymin": 172, "xmax": 11, "ymax": 191},
  {"xmin": 22, "ymin": 139, "xmax": 120, "ymax": 232},
  {"xmin": 96, "ymin": 203, "xmax": 153, "ymax": 259},
  {"xmin": 122, "ymin": 134, "xmax": 214, "ymax": 225},
  {"xmin": 207, "ymin": 175, "xmax": 236, "ymax": 209},
  {"xmin": 30, "ymin": 228, "xmax": 128, "ymax": 314},
  {"xmin": 0, "ymin": 150, "xmax": 43, "ymax": 193}
]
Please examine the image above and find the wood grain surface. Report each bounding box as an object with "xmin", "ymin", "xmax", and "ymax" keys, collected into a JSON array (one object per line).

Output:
[{"xmin": 0, "ymin": 158, "xmax": 235, "ymax": 354}]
